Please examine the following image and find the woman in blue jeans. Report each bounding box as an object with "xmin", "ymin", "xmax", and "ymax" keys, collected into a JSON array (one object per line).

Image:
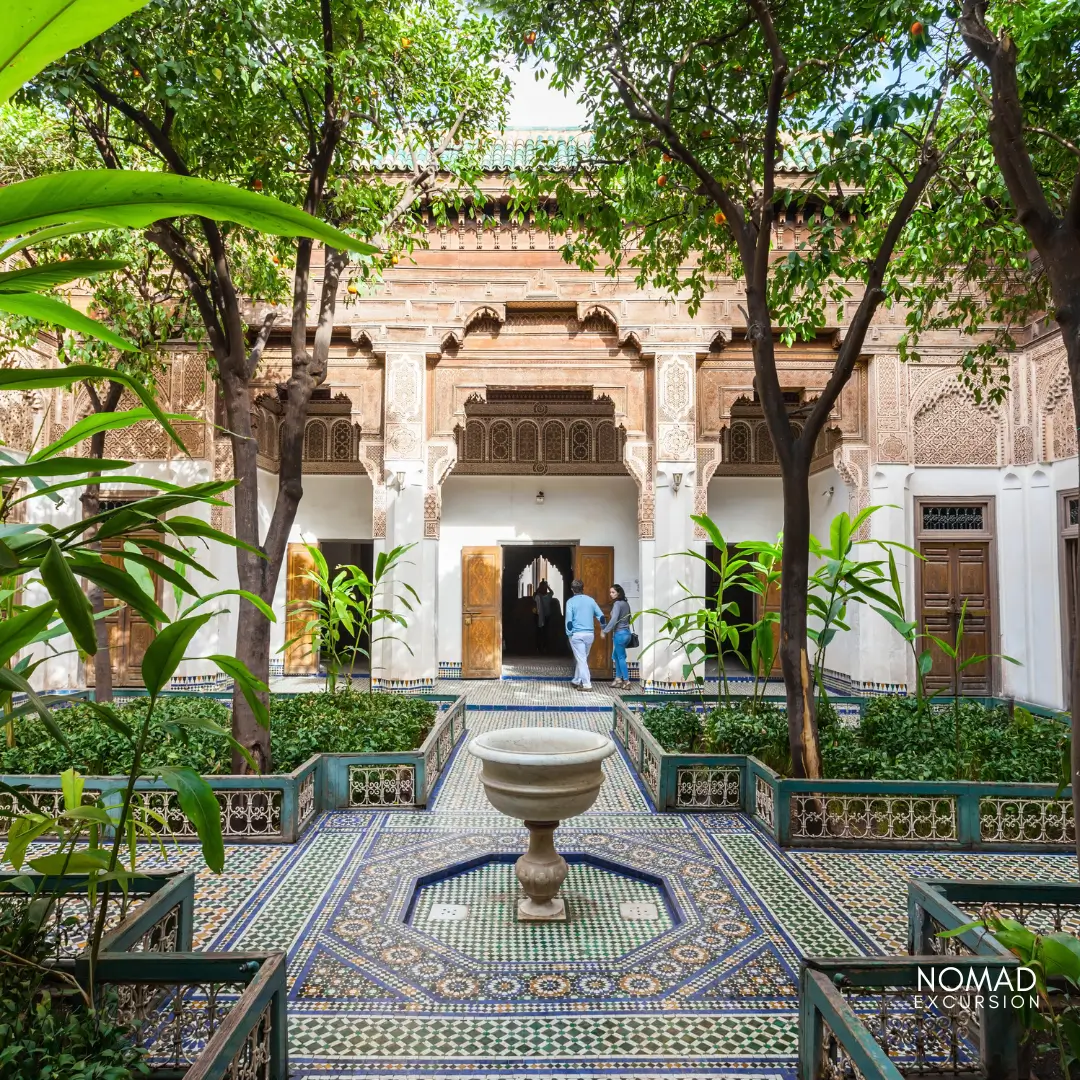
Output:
[{"xmin": 602, "ymin": 584, "xmax": 633, "ymax": 689}]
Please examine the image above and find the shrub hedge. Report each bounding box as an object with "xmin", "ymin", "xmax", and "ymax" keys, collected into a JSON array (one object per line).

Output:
[
  {"xmin": 0, "ymin": 692, "xmax": 438, "ymax": 776},
  {"xmin": 640, "ymin": 695, "xmax": 1068, "ymax": 783}
]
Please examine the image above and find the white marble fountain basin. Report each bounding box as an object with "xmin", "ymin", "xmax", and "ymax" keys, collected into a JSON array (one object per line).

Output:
[{"xmin": 468, "ymin": 727, "xmax": 616, "ymax": 821}]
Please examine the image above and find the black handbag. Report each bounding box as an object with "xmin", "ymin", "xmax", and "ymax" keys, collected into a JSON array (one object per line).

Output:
[{"xmin": 628, "ymin": 631, "xmax": 640, "ymax": 649}]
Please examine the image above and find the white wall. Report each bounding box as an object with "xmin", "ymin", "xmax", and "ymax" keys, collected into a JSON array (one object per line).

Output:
[
  {"xmin": 259, "ymin": 470, "xmax": 374, "ymax": 656},
  {"xmin": 438, "ymin": 476, "xmax": 639, "ymax": 662}
]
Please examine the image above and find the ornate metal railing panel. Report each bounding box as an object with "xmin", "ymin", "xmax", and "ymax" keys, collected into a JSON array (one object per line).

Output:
[
  {"xmin": 79, "ymin": 951, "xmax": 287, "ymax": 1080},
  {"xmin": 979, "ymin": 796, "xmax": 1074, "ymax": 846},
  {"xmin": 0, "ymin": 871, "xmax": 194, "ymax": 961},
  {"xmin": 755, "ymin": 774, "xmax": 776, "ymax": 829},
  {"xmin": 348, "ymin": 764, "xmax": 416, "ymax": 807},
  {"xmin": 421, "ymin": 695, "xmax": 467, "ymax": 799},
  {"xmin": 800, "ymin": 958, "xmax": 1022, "ymax": 1080},
  {"xmin": 675, "ymin": 765, "xmax": 740, "ymax": 808},
  {"xmin": 296, "ymin": 769, "xmax": 317, "ymax": 834},
  {"xmin": 908, "ymin": 878, "xmax": 1080, "ymax": 958},
  {"xmin": 790, "ymin": 793, "xmax": 958, "ymax": 843}
]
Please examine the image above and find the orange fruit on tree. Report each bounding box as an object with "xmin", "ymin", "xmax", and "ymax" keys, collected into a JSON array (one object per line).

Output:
[
  {"xmin": 347, "ymin": 283, "xmax": 359, "ymax": 295},
  {"xmin": 524, "ymin": 30, "xmax": 537, "ymax": 45},
  {"xmin": 910, "ymin": 21, "xmax": 923, "ymax": 35},
  {"xmin": 657, "ymin": 174, "xmax": 668, "ymax": 188},
  {"xmin": 662, "ymin": 153, "xmax": 672, "ymax": 162},
  {"xmin": 713, "ymin": 210, "xmax": 726, "ymax": 225},
  {"xmin": 401, "ymin": 37, "xmax": 411, "ymax": 49},
  {"xmin": 700, "ymin": 129, "xmax": 712, "ymax": 139},
  {"xmin": 252, "ymin": 179, "xmax": 263, "ymax": 191}
]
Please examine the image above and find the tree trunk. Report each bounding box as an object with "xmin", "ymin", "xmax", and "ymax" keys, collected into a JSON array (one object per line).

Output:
[
  {"xmin": 221, "ymin": 365, "xmax": 275, "ymax": 774},
  {"xmin": 778, "ymin": 455, "xmax": 822, "ymax": 779}
]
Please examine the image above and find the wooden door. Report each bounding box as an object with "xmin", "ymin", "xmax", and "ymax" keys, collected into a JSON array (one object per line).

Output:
[
  {"xmin": 919, "ymin": 541, "xmax": 992, "ymax": 694},
  {"xmin": 462, "ymin": 546, "xmax": 501, "ymax": 678},
  {"xmin": 284, "ymin": 542, "xmax": 319, "ymax": 675},
  {"xmin": 87, "ymin": 537, "xmax": 162, "ymax": 687},
  {"xmin": 574, "ymin": 546, "xmax": 614, "ymax": 680}
]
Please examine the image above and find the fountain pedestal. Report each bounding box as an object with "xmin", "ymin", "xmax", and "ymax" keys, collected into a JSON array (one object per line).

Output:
[
  {"xmin": 468, "ymin": 727, "xmax": 616, "ymax": 922},
  {"xmin": 517, "ymin": 821, "xmax": 569, "ymax": 920}
]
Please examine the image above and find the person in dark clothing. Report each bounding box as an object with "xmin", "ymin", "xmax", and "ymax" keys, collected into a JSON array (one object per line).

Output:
[
  {"xmin": 601, "ymin": 583, "xmax": 633, "ymax": 688},
  {"xmin": 534, "ymin": 579, "xmax": 553, "ymax": 654}
]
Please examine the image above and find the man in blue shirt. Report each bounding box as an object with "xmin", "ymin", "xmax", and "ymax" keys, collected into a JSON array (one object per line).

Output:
[{"xmin": 565, "ymin": 578, "xmax": 604, "ymax": 691}]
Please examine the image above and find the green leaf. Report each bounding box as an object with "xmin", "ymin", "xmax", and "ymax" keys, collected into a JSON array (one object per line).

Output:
[
  {"xmin": 0, "ymin": 172, "xmax": 378, "ymax": 253},
  {"xmin": 28, "ymin": 849, "xmax": 111, "ymax": 875},
  {"xmin": 164, "ymin": 515, "xmax": 265, "ymax": 557},
  {"xmin": 156, "ymin": 766, "xmax": 223, "ymax": 872},
  {"xmin": 60, "ymin": 767, "xmax": 85, "ymax": 813},
  {"xmin": 0, "ymin": 259, "xmax": 127, "ymax": 293},
  {"xmin": 0, "ymin": 0, "xmax": 151, "ymax": 104},
  {"xmin": 1041, "ymin": 935, "xmax": 1080, "ymax": 984},
  {"xmin": 122, "ymin": 541, "xmax": 159, "ymax": 598},
  {"xmin": 71, "ymin": 559, "xmax": 166, "ymax": 624},
  {"xmin": 0, "ymin": 457, "xmax": 132, "ymax": 478},
  {"xmin": 183, "ymin": 588, "xmax": 274, "ymax": 622},
  {"xmin": 40, "ymin": 540, "xmax": 97, "ymax": 655},
  {"xmin": 0, "ymin": 290, "xmax": 138, "ymax": 350},
  {"xmin": 0, "ymin": 600, "xmax": 55, "ymax": 666},
  {"xmin": 3, "ymin": 814, "xmax": 54, "ymax": 871},
  {"xmin": 206, "ymin": 653, "xmax": 268, "ymax": 731},
  {"xmin": 141, "ymin": 612, "xmax": 213, "ymax": 697}
]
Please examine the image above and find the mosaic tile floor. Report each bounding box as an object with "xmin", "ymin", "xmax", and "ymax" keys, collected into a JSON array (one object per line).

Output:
[{"xmin": 163, "ymin": 679, "xmax": 1076, "ymax": 1079}]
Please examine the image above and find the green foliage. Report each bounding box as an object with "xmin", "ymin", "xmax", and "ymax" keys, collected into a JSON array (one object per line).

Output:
[
  {"xmin": 0, "ymin": 692, "xmax": 438, "ymax": 775},
  {"xmin": 268, "ymin": 693, "xmax": 437, "ymax": 770},
  {"xmin": 941, "ymin": 908, "xmax": 1080, "ymax": 1075},
  {"xmin": 0, "ymin": 913, "xmax": 146, "ymax": 1079},
  {"xmin": 641, "ymin": 695, "xmax": 1066, "ymax": 783},
  {"xmin": 285, "ymin": 543, "xmax": 418, "ymax": 694}
]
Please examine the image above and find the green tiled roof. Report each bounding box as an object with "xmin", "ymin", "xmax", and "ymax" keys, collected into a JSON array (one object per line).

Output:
[
  {"xmin": 370, "ymin": 128, "xmax": 592, "ymax": 172},
  {"xmin": 371, "ymin": 126, "xmax": 819, "ymax": 174}
]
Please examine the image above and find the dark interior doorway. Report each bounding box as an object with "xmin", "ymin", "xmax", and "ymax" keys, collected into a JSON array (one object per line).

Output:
[
  {"xmin": 501, "ymin": 544, "xmax": 575, "ymax": 658},
  {"xmin": 319, "ymin": 540, "xmax": 374, "ymax": 672},
  {"xmin": 704, "ymin": 543, "xmax": 756, "ymax": 671}
]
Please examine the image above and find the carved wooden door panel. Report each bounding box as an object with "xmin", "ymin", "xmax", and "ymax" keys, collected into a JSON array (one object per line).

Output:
[
  {"xmin": 462, "ymin": 546, "xmax": 501, "ymax": 678},
  {"xmin": 919, "ymin": 541, "xmax": 992, "ymax": 695},
  {"xmin": 574, "ymin": 545, "xmax": 614, "ymax": 680},
  {"xmin": 284, "ymin": 542, "xmax": 319, "ymax": 675},
  {"xmin": 88, "ymin": 538, "xmax": 162, "ymax": 687}
]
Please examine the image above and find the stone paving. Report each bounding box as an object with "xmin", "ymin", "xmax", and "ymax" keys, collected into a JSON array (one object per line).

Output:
[{"xmin": 168, "ymin": 676, "xmax": 1077, "ymax": 1079}]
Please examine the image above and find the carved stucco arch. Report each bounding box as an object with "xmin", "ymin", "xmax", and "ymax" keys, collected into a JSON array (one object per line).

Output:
[
  {"xmin": 909, "ymin": 373, "xmax": 1004, "ymax": 466},
  {"xmin": 1041, "ymin": 359, "xmax": 1075, "ymax": 460}
]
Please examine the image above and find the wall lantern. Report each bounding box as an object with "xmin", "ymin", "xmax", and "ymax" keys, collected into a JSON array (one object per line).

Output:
[
  {"xmin": 390, "ymin": 470, "xmax": 406, "ymax": 491},
  {"xmin": 671, "ymin": 472, "xmax": 683, "ymax": 496},
  {"xmin": 535, "ymin": 491, "xmax": 545, "ymax": 504}
]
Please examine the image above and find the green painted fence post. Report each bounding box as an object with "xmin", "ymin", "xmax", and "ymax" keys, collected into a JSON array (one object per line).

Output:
[{"xmin": 957, "ymin": 788, "xmax": 981, "ymax": 848}]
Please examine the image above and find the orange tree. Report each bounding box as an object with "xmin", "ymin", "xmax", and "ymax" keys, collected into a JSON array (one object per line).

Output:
[{"xmin": 500, "ymin": 0, "xmax": 979, "ymax": 776}]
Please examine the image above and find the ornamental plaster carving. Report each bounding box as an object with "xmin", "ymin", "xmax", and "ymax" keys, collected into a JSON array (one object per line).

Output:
[
  {"xmin": 358, "ymin": 440, "xmax": 387, "ymax": 538},
  {"xmin": 910, "ymin": 377, "xmax": 1003, "ymax": 466},
  {"xmin": 658, "ymin": 354, "xmax": 693, "ymax": 421},
  {"xmin": 833, "ymin": 445, "xmax": 871, "ymax": 539},
  {"xmin": 386, "ymin": 356, "xmax": 421, "ymax": 422},
  {"xmin": 211, "ymin": 436, "xmax": 234, "ymax": 534},
  {"xmin": 463, "ymin": 303, "xmax": 506, "ymax": 333},
  {"xmin": 575, "ymin": 302, "xmax": 618, "ymax": 330},
  {"xmin": 693, "ymin": 444, "xmax": 721, "ymax": 539},
  {"xmin": 624, "ymin": 440, "xmax": 655, "ymax": 539},
  {"xmin": 385, "ymin": 424, "xmax": 421, "ymax": 458},
  {"xmin": 0, "ymin": 391, "xmax": 37, "ymax": 452}
]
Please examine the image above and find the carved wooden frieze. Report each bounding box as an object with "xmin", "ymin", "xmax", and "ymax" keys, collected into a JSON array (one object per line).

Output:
[
  {"xmin": 253, "ymin": 385, "xmax": 363, "ymax": 474},
  {"xmin": 453, "ymin": 388, "xmax": 627, "ymax": 475}
]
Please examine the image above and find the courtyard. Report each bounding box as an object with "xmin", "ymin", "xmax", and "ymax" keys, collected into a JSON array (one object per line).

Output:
[{"xmin": 141, "ymin": 677, "xmax": 1076, "ymax": 1078}]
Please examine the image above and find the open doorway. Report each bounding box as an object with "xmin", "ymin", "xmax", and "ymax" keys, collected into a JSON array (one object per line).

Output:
[
  {"xmin": 705, "ymin": 543, "xmax": 757, "ymax": 677},
  {"xmin": 501, "ymin": 545, "xmax": 574, "ymax": 673}
]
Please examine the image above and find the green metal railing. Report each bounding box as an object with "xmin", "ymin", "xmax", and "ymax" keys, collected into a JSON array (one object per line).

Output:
[
  {"xmin": 613, "ymin": 700, "xmax": 1073, "ymax": 850},
  {"xmin": 799, "ymin": 956, "xmax": 1022, "ymax": 1080},
  {"xmin": 0, "ymin": 693, "xmax": 467, "ymax": 844}
]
